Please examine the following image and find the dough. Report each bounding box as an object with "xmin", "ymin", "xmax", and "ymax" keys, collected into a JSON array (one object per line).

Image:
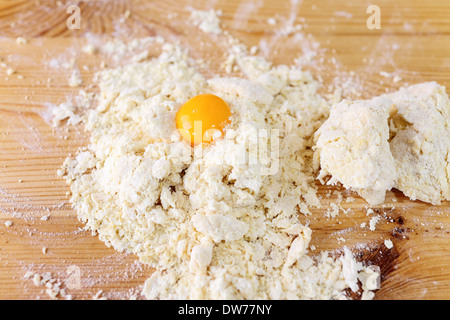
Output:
[
  {"xmin": 315, "ymin": 82, "xmax": 450, "ymax": 205},
  {"xmin": 387, "ymin": 82, "xmax": 450, "ymax": 204},
  {"xmin": 315, "ymin": 97, "xmax": 397, "ymax": 205}
]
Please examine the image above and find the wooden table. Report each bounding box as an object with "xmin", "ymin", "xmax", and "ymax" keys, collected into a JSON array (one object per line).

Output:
[{"xmin": 0, "ymin": 0, "xmax": 448, "ymax": 300}]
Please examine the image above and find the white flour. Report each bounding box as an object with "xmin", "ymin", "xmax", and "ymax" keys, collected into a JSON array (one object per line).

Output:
[{"xmin": 56, "ymin": 9, "xmax": 383, "ymax": 300}]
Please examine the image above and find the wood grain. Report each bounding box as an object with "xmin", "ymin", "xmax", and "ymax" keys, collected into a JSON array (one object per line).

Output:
[{"xmin": 0, "ymin": 0, "xmax": 449, "ymax": 300}]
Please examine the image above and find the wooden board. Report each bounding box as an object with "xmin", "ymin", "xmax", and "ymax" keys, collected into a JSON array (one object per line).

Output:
[{"xmin": 0, "ymin": 0, "xmax": 449, "ymax": 300}]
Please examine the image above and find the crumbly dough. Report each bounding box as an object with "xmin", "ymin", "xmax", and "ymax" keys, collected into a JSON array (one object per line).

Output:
[
  {"xmin": 387, "ymin": 82, "xmax": 450, "ymax": 205},
  {"xmin": 315, "ymin": 97, "xmax": 397, "ymax": 205},
  {"xmin": 315, "ymin": 82, "xmax": 450, "ymax": 206},
  {"xmin": 59, "ymin": 37, "xmax": 380, "ymax": 300}
]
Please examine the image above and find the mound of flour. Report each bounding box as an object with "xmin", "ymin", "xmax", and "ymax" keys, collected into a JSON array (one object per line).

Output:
[{"xmin": 58, "ymin": 37, "xmax": 380, "ymax": 299}]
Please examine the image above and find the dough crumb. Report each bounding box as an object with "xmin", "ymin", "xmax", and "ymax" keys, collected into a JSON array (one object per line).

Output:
[
  {"xmin": 69, "ymin": 69, "xmax": 82, "ymax": 87},
  {"xmin": 369, "ymin": 216, "xmax": 381, "ymax": 231},
  {"xmin": 190, "ymin": 9, "xmax": 222, "ymax": 34},
  {"xmin": 384, "ymin": 239, "xmax": 393, "ymax": 249},
  {"xmin": 24, "ymin": 271, "xmax": 72, "ymax": 300},
  {"xmin": 16, "ymin": 37, "xmax": 27, "ymax": 45}
]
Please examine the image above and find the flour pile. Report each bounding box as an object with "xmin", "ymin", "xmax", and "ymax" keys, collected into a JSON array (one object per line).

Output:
[
  {"xmin": 53, "ymin": 6, "xmax": 391, "ymax": 299},
  {"xmin": 58, "ymin": 39, "xmax": 382, "ymax": 299}
]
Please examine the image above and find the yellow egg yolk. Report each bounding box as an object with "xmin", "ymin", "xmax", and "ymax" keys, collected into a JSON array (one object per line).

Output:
[{"xmin": 176, "ymin": 94, "xmax": 231, "ymax": 146}]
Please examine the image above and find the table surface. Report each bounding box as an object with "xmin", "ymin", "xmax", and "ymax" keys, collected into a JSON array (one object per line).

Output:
[{"xmin": 0, "ymin": 0, "xmax": 449, "ymax": 300}]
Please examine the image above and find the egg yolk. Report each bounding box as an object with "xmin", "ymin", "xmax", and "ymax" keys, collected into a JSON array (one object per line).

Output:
[{"xmin": 176, "ymin": 94, "xmax": 231, "ymax": 146}]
